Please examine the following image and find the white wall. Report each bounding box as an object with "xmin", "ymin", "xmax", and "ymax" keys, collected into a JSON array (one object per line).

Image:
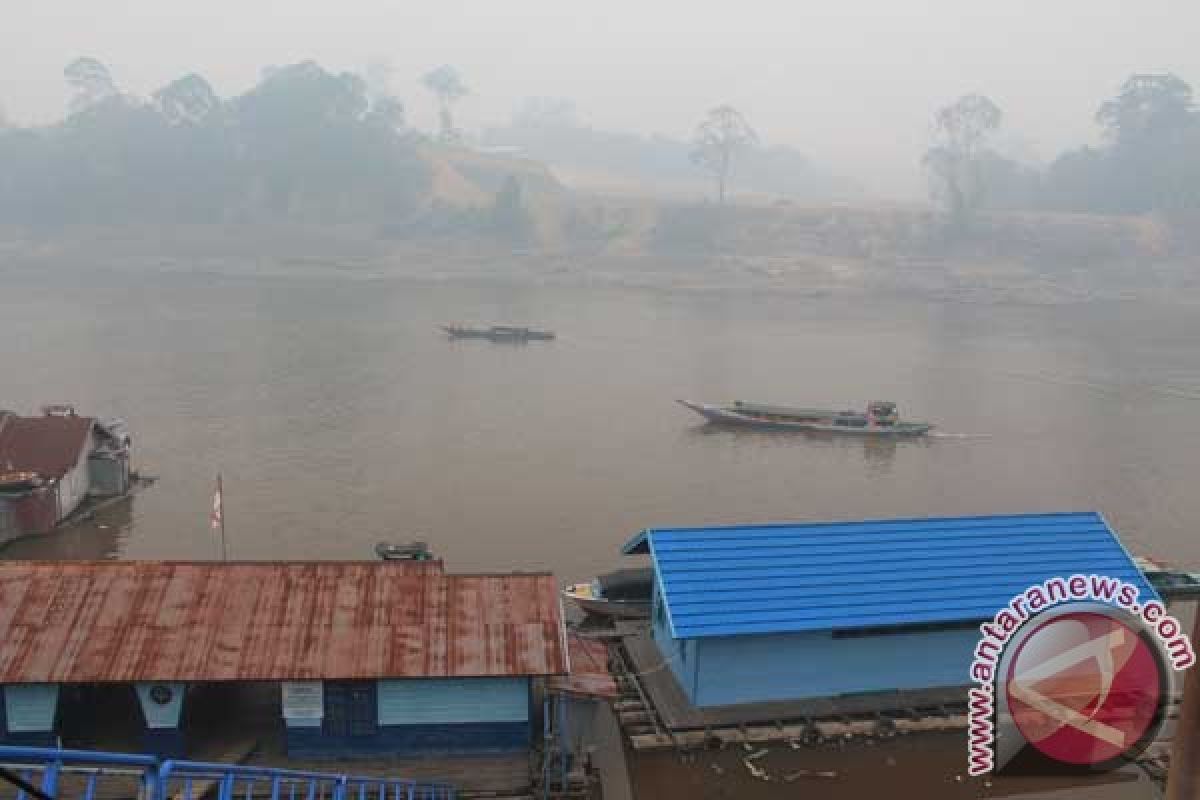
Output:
[{"xmin": 56, "ymin": 431, "xmax": 94, "ymax": 520}]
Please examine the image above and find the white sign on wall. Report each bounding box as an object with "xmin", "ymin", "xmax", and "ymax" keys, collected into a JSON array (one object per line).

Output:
[
  {"xmin": 282, "ymin": 681, "xmax": 323, "ymax": 727},
  {"xmin": 134, "ymin": 682, "xmax": 185, "ymax": 729}
]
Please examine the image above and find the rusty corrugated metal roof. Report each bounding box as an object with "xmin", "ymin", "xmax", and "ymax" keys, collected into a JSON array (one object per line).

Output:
[
  {"xmin": 545, "ymin": 634, "xmax": 617, "ymax": 699},
  {"xmin": 0, "ymin": 561, "xmax": 567, "ymax": 683},
  {"xmin": 0, "ymin": 415, "xmax": 94, "ymax": 480}
]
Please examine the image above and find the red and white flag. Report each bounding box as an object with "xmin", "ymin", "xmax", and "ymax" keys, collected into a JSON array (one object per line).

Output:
[{"xmin": 210, "ymin": 475, "xmax": 223, "ymax": 530}]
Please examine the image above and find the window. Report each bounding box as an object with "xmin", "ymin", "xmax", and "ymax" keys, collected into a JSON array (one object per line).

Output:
[{"xmin": 322, "ymin": 681, "xmax": 377, "ymax": 737}]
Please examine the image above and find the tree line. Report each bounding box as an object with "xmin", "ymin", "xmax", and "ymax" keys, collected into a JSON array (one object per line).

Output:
[
  {"xmin": 0, "ymin": 59, "xmax": 481, "ymax": 226},
  {"xmin": 925, "ymin": 73, "xmax": 1200, "ymax": 227},
  {"xmin": 2, "ymin": 60, "xmax": 1195, "ymax": 230}
]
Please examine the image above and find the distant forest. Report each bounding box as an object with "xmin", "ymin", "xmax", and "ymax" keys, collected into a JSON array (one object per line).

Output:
[
  {"xmin": 927, "ymin": 73, "xmax": 1200, "ymax": 221},
  {"xmin": 0, "ymin": 60, "xmax": 429, "ymax": 226},
  {"xmin": 1, "ymin": 60, "xmax": 1199, "ymax": 233},
  {"xmin": 484, "ymin": 98, "xmax": 856, "ymax": 202}
]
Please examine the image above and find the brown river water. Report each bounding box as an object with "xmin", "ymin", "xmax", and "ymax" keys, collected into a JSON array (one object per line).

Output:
[{"xmin": 3, "ymin": 263, "xmax": 1199, "ymax": 798}]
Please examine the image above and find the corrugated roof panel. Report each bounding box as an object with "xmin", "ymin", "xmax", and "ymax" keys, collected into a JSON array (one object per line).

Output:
[
  {"xmin": 629, "ymin": 512, "xmax": 1158, "ymax": 639},
  {"xmin": 545, "ymin": 634, "xmax": 618, "ymax": 699},
  {"xmin": 0, "ymin": 415, "xmax": 95, "ymax": 480},
  {"xmin": 0, "ymin": 561, "xmax": 567, "ymax": 683}
]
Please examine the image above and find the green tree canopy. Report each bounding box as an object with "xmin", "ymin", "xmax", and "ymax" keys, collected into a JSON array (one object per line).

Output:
[{"xmin": 0, "ymin": 59, "xmax": 429, "ymax": 226}]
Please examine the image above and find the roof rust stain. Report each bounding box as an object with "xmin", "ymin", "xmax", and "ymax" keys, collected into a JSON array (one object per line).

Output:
[
  {"xmin": 0, "ymin": 415, "xmax": 95, "ymax": 480},
  {"xmin": 546, "ymin": 634, "xmax": 618, "ymax": 699},
  {"xmin": 0, "ymin": 562, "xmax": 566, "ymax": 683}
]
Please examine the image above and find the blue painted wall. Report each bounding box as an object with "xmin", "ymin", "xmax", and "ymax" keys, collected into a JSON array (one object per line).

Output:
[
  {"xmin": 687, "ymin": 627, "xmax": 978, "ymax": 707},
  {"xmin": 286, "ymin": 721, "xmax": 530, "ymax": 758},
  {"xmin": 285, "ymin": 678, "xmax": 532, "ymax": 758},
  {"xmin": 651, "ymin": 590, "xmax": 693, "ymax": 696}
]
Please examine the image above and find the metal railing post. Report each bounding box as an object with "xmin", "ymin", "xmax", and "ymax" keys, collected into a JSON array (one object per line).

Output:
[
  {"xmin": 0, "ymin": 746, "xmax": 459, "ymax": 800},
  {"xmin": 38, "ymin": 759, "xmax": 61, "ymax": 798},
  {"xmin": 219, "ymin": 772, "xmax": 235, "ymax": 800}
]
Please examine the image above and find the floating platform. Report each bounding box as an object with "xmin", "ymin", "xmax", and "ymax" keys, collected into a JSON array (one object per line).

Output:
[{"xmin": 613, "ymin": 626, "xmax": 971, "ymax": 751}]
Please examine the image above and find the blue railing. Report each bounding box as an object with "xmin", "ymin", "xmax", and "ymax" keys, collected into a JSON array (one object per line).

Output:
[{"xmin": 0, "ymin": 747, "xmax": 456, "ymax": 800}]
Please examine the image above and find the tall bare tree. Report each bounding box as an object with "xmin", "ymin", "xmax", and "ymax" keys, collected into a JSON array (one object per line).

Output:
[
  {"xmin": 690, "ymin": 105, "xmax": 757, "ymax": 204},
  {"xmin": 422, "ymin": 65, "xmax": 469, "ymax": 143},
  {"xmin": 923, "ymin": 93, "xmax": 1002, "ymax": 226}
]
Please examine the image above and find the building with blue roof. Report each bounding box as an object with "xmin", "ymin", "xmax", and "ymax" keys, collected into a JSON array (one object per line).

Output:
[{"xmin": 621, "ymin": 511, "xmax": 1157, "ymax": 708}]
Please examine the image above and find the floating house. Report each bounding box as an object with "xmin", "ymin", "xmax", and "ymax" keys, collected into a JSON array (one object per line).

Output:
[
  {"xmin": 622, "ymin": 512, "xmax": 1156, "ymax": 708},
  {"xmin": 0, "ymin": 406, "xmax": 132, "ymax": 540},
  {"xmin": 0, "ymin": 560, "xmax": 570, "ymax": 757}
]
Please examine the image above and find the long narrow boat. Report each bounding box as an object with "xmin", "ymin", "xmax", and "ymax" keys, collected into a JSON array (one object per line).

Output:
[
  {"xmin": 441, "ymin": 325, "xmax": 555, "ymax": 342},
  {"xmin": 375, "ymin": 541, "xmax": 435, "ymax": 561},
  {"xmin": 677, "ymin": 399, "xmax": 933, "ymax": 435}
]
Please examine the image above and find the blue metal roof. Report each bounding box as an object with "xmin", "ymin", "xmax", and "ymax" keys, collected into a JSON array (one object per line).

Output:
[{"xmin": 622, "ymin": 512, "xmax": 1158, "ymax": 639}]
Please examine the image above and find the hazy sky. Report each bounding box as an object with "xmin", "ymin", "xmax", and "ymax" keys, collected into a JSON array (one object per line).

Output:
[{"xmin": 5, "ymin": 1, "xmax": 1199, "ymax": 197}]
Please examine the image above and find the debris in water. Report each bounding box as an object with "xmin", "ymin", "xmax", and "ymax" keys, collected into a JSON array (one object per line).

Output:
[
  {"xmin": 742, "ymin": 759, "xmax": 769, "ymax": 780},
  {"xmin": 745, "ymin": 748, "xmax": 769, "ymax": 761},
  {"xmin": 782, "ymin": 769, "xmax": 838, "ymax": 782}
]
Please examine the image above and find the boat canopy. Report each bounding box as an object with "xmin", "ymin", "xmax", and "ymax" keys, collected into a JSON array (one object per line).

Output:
[
  {"xmin": 597, "ymin": 567, "xmax": 653, "ymax": 601},
  {"xmin": 731, "ymin": 401, "xmax": 847, "ymax": 417}
]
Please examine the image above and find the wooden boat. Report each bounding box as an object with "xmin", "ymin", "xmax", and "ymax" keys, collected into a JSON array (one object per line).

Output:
[
  {"xmin": 563, "ymin": 567, "xmax": 653, "ymax": 619},
  {"xmin": 677, "ymin": 399, "xmax": 933, "ymax": 435},
  {"xmin": 0, "ymin": 471, "xmax": 43, "ymax": 491},
  {"xmin": 441, "ymin": 325, "xmax": 555, "ymax": 342},
  {"xmin": 375, "ymin": 541, "xmax": 435, "ymax": 561}
]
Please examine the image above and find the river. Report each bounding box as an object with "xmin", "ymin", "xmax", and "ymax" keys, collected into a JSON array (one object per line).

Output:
[
  {"xmin": 4, "ymin": 264, "xmax": 1199, "ymax": 579},
  {"xmin": 5, "ymin": 263, "xmax": 1200, "ymax": 798}
]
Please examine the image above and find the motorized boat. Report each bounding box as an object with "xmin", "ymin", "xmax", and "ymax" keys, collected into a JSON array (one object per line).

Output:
[
  {"xmin": 375, "ymin": 541, "xmax": 435, "ymax": 561},
  {"xmin": 677, "ymin": 399, "xmax": 933, "ymax": 435},
  {"xmin": 0, "ymin": 471, "xmax": 44, "ymax": 492},
  {"xmin": 441, "ymin": 325, "xmax": 555, "ymax": 342},
  {"xmin": 563, "ymin": 567, "xmax": 653, "ymax": 619}
]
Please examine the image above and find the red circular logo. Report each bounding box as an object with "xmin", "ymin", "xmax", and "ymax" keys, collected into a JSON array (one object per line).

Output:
[{"xmin": 1004, "ymin": 609, "xmax": 1166, "ymax": 767}]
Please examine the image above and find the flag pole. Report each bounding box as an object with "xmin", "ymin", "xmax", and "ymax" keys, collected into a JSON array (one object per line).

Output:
[{"xmin": 217, "ymin": 472, "xmax": 228, "ymax": 562}]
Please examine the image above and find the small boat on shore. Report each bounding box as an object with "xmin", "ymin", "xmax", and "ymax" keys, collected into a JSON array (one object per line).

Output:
[
  {"xmin": 375, "ymin": 541, "xmax": 435, "ymax": 561},
  {"xmin": 441, "ymin": 325, "xmax": 555, "ymax": 342},
  {"xmin": 678, "ymin": 399, "xmax": 933, "ymax": 435},
  {"xmin": 563, "ymin": 567, "xmax": 653, "ymax": 619}
]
